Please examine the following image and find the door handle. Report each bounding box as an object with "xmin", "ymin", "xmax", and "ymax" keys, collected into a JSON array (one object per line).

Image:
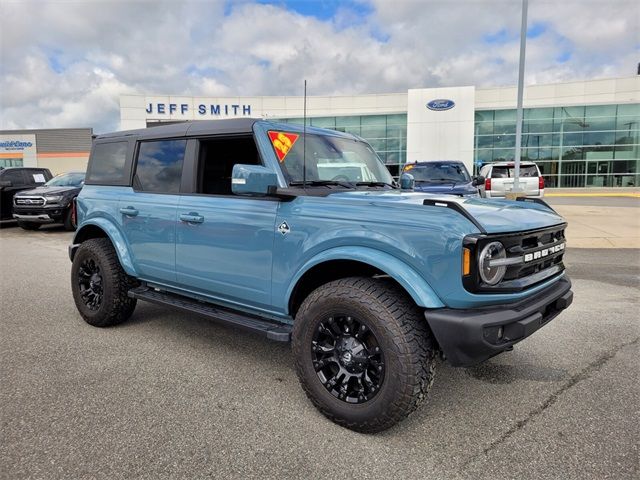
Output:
[
  {"xmin": 180, "ymin": 213, "xmax": 204, "ymax": 224},
  {"xmin": 119, "ymin": 206, "xmax": 139, "ymax": 217}
]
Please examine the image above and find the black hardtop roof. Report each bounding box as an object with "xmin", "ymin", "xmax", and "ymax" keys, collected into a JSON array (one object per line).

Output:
[
  {"xmin": 95, "ymin": 118, "xmax": 259, "ymax": 141},
  {"xmin": 94, "ymin": 118, "xmax": 361, "ymax": 143}
]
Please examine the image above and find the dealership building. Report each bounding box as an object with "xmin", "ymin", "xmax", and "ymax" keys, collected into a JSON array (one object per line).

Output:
[
  {"xmin": 0, "ymin": 128, "xmax": 93, "ymax": 175},
  {"xmin": 120, "ymin": 75, "xmax": 640, "ymax": 188}
]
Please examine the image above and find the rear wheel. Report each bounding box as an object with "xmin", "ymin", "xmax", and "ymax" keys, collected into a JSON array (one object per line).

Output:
[
  {"xmin": 17, "ymin": 221, "xmax": 40, "ymax": 230},
  {"xmin": 71, "ymin": 238, "xmax": 138, "ymax": 327},
  {"xmin": 292, "ymin": 277, "xmax": 437, "ymax": 433}
]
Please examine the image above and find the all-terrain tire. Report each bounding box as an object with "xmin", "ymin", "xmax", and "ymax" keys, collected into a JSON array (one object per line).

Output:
[
  {"xmin": 71, "ymin": 238, "xmax": 138, "ymax": 327},
  {"xmin": 292, "ymin": 277, "xmax": 437, "ymax": 433},
  {"xmin": 17, "ymin": 221, "xmax": 40, "ymax": 230}
]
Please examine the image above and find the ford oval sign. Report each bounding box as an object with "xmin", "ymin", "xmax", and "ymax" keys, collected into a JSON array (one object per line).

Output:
[{"xmin": 426, "ymin": 99, "xmax": 455, "ymax": 111}]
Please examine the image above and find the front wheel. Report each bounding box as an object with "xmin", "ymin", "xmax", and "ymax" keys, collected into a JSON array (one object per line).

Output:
[
  {"xmin": 63, "ymin": 205, "xmax": 76, "ymax": 231},
  {"xmin": 292, "ymin": 277, "xmax": 437, "ymax": 433},
  {"xmin": 71, "ymin": 238, "xmax": 138, "ymax": 327}
]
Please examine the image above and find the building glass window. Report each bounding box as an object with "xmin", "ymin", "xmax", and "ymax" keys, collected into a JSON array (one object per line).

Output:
[
  {"xmin": 0, "ymin": 158, "xmax": 24, "ymax": 168},
  {"xmin": 474, "ymin": 103, "xmax": 640, "ymax": 187}
]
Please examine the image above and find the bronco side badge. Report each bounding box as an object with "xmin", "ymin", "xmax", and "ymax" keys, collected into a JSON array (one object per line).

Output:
[{"xmin": 278, "ymin": 221, "xmax": 290, "ymax": 236}]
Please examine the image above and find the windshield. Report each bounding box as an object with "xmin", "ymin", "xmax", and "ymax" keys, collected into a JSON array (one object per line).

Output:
[
  {"xmin": 405, "ymin": 162, "xmax": 471, "ymax": 183},
  {"xmin": 45, "ymin": 172, "xmax": 85, "ymax": 187},
  {"xmin": 272, "ymin": 132, "xmax": 394, "ymax": 187}
]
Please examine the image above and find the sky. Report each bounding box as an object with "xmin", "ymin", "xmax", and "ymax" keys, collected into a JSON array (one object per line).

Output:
[{"xmin": 1, "ymin": 0, "xmax": 638, "ymax": 133}]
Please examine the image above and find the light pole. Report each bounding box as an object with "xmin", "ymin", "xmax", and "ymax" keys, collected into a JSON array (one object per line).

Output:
[
  {"xmin": 474, "ymin": 123, "xmax": 479, "ymax": 174},
  {"xmin": 512, "ymin": 0, "xmax": 528, "ymax": 195}
]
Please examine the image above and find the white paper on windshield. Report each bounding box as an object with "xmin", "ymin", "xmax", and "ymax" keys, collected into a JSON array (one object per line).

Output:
[{"xmin": 33, "ymin": 174, "xmax": 46, "ymax": 183}]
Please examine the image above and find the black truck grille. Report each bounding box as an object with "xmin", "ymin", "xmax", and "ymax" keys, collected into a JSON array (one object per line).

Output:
[
  {"xmin": 502, "ymin": 225, "xmax": 566, "ymax": 282},
  {"xmin": 464, "ymin": 224, "xmax": 567, "ymax": 293},
  {"xmin": 14, "ymin": 196, "xmax": 45, "ymax": 206}
]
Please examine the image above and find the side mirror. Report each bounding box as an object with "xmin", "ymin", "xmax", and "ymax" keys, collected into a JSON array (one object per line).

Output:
[
  {"xmin": 0, "ymin": 180, "xmax": 12, "ymax": 187},
  {"xmin": 472, "ymin": 175, "xmax": 485, "ymax": 187},
  {"xmin": 400, "ymin": 172, "xmax": 415, "ymax": 191},
  {"xmin": 231, "ymin": 164, "xmax": 278, "ymax": 196}
]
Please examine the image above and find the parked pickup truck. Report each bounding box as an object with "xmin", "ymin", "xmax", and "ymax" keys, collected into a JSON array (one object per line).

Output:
[
  {"xmin": 13, "ymin": 171, "xmax": 85, "ymax": 231},
  {"xmin": 69, "ymin": 119, "xmax": 573, "ymax": 432}
]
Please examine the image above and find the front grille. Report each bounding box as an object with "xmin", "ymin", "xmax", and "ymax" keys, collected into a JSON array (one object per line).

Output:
[
  {"xmin": 501, "ymin": 226, "xmax": 566, "ymax": 282},
  {"xmin": 464, "ymin": 224, "xmax": 567, "ymax": 293},
  {"xmin": 14, "ymin": 196, "xmax": 45, "ymax": 206}
]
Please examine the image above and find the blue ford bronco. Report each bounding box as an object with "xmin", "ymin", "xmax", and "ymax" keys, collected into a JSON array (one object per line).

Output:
[{"xmin": 69, "ymin": 119, "xmax": 573, "ymax": 432}]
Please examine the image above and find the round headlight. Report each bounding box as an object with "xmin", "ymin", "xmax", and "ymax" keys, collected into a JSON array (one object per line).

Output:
[{"xmin": 478, "ymin": 241, "xmax": 507, "ymax": 285}]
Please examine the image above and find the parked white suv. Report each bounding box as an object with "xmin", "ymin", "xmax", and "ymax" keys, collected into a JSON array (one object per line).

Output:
[{"xmin": 477, "ymin": 162, "xmax": 544, "ymax": 198}]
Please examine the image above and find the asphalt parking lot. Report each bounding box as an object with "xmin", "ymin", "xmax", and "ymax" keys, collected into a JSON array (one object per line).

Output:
[{"xmin": 1, "ymin": 218, "xmax": 638, "ymax": 479}]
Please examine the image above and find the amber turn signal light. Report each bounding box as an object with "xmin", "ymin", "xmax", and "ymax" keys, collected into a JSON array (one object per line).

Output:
[{"xmin": 462, "ymin": 247, "xmax": 471, "ymax": 276}]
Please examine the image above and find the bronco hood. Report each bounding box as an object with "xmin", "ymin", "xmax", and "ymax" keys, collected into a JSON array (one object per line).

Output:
[{"xmin": 327, "ymin": 190, "xmax": 565, "ymax": 234}]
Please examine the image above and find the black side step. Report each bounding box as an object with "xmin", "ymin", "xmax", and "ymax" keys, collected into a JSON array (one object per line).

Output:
[{"xmin": 128, "ymin": 286, "xmax": 292, "ymax": 342}]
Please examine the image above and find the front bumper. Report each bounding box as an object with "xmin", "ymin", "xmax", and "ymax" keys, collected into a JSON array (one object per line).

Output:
[
  {"xmin": 425, "ymin": 276, "xmax": 573, "ymax": 367},
  {"xmin": 12, "ymin": 205, "xmax": 66, "ymax": 223}
]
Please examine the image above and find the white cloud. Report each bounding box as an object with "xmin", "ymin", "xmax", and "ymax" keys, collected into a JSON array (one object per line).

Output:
[{"xmin": 0, "ymin": 0, "xmax": 637, "ymax": 133}]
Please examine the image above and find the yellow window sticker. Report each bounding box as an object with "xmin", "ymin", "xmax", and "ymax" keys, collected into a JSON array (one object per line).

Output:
[{"xmin": 268, "ymin": 131, "xmax": 300, "ymax": 162}]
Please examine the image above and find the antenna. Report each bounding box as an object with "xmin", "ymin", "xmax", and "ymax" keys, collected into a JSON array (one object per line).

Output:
[{"xmin": 303, "ymin": 79, "xmax": 307, "ymax": 190}]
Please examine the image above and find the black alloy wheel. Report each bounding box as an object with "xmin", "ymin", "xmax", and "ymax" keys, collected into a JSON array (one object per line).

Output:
[
  {"xmin": 292, "ymin": 277, "xmax": 437, "ymax": 433},
  {"xmin": 78, "ymin": 258, "xmax": 103, "ymax": 310},
  {"xmin": 312, "ymin": 315, "xmax": 384, "ymax": 404},
  {"xmin": 71, "ymin": 238, "xmax": 138, "ymax": 327}
]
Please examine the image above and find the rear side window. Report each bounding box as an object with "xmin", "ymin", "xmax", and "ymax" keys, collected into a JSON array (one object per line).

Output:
[
  {"xmin": 134, "ymin": 139, "xmax": 186, "ymax": 193},
  {"xmin": 491, "ymin": 165, "xmax": 539, "ymax": 178},
  {"xmin": 86, "ymin": 141, "xmax": 128, "ymax": 185}
]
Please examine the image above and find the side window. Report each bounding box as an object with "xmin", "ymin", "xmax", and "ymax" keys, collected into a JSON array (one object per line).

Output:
[
  {"xmin": 197, "ymin": 136, "xmax": 261, "ymax": 195},
  {"xmin": 86, "ymin": 141, "xmax": 128, "ymax": 185},
  {"xmin": 134, "ymin": 139, "xmax": 186, "ymax": 193},
  {"xmin": 2, "ymin": 170, "xmax": 25, "ymax": 185}
]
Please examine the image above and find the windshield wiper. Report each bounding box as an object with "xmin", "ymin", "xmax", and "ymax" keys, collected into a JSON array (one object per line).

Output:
[
  {"xmin": 289, "ymin": 180, "xmax": 355, "ymax": 189},
  {"xmin": 354, "ymin": 181, "xmax": 397, "ymax": 189}
]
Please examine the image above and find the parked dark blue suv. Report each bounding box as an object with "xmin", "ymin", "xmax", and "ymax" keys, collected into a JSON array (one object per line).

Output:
[{"xmin": 403, "ymin": 161, "xmax": 483, "ymax": 197}]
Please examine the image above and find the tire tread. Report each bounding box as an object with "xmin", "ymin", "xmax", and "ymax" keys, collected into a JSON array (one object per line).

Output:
[
  {"xmin": 71, "ymin": 238, "xmax": 137, "ymax": 327},
  {"xmin": 292, "ymin": 276, "xmax": 436, "ymax": 433}
]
